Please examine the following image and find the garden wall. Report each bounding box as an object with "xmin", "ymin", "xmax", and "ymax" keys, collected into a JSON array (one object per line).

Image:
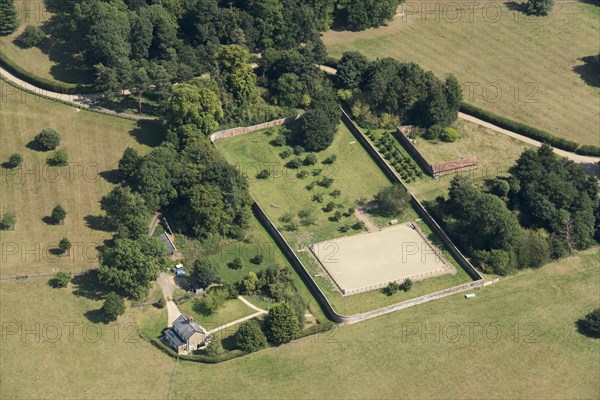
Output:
[{"xmin": 210, "ymin": 115, "xmax": 301, "ymax": 143}]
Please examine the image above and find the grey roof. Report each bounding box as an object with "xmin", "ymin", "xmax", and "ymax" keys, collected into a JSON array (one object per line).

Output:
[
  {"xmin": 159, "ymin": 232, "xmax": 175, "ymax": 253},
  {"xmin": 163, "ymin": 328, "xmax": 185, "ymax": 348},
  {"xmin": 172, "ymin": 315, "xmax": 205, "ymax": 340}
]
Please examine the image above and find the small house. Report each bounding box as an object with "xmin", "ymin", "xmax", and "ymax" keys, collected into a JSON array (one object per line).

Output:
[{"xmin": 162, "ymin": 315, "xmax": 209, "ymax": 354}]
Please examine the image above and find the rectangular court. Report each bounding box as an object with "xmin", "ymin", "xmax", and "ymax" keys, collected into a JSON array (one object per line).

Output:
[{"xmin": 310, "ymin": 224, "xmax": 452, "ymax": 295}]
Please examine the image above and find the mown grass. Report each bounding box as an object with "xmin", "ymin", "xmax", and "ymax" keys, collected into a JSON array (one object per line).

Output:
[
  {"xmin": 0, "ymin": 86, "xmax": 164, "ymax": 276},
  {"xmin": 2, "ymin": 249, "xmax": 597, "ymax": 399},
  {"xmin": 324, "ymin": 1, "xmax": 600, "ymax": 145},
  {"xmin": 178, "ymin": 298, "xmax": 257, "ymax": 332}
]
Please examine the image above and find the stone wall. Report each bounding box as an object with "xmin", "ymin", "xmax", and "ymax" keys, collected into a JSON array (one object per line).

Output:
[{"xmin": 210, "ymin": 115, "xmax": 301, "ymax": 143}]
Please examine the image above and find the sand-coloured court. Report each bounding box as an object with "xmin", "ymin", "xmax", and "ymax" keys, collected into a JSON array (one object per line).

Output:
[{"xmin": 310, "ymin": 224, "xmax": 453, "ymax": 295}]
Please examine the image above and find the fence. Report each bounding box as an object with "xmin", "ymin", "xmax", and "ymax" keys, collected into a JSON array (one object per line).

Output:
[
  {"xmin": 394, "ymin": 127, "xmax": 478, "ymax": 177},
  {"xmin": 210, "ymin": 115, "xmax": 301, "ymax": 143}
]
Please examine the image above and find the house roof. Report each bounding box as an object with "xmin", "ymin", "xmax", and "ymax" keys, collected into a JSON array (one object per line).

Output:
[
  {"xmin": 172, "ymin": 315, "xmax": 205, "ymax": 340},
  {"xmin": 159, "ymin": 232, "xmax": 175, "ymax": 253}
]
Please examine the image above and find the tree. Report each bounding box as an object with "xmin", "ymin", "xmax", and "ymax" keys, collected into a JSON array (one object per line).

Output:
[
  {"xmin": 205, "ymin": 338, "xmax": 224, "ymax": 358},
  {"xmin": 98, "ymin": 237, "xmax": 167, "ymax": 299},
  {"xmin": 374, "ymin": 185, "xmax": 410, "ymax": 217},
  {"xmin": 58, "ymin": 237, "xmax": 72, "ymax": 254},
  {"xmin": 51, "ymin": 271, "xmax": 71, "ymax": 288},
  {"xmin": 229, "ymin": 257, "xmax": 243, "ymax": 270},
  {"xmin": 7, "ymin": 153, "xmax": 22, "ymax": 168},
  {"xmin": 16, "ymin": 25, "xmax": 45, "ymax": 48},
  {"xmin": 578, "ymin": 308, "xmax": 600, "ymax": 338},
  {"xmin": 47, "ymin": 150, "xmax": 68, "ymax": 166},
  {"xmin": 118, "ymin": 148, "xmax": 142, "ymax": 184},
  {"xmin": 165, "ymin": 80, "xmax": 223, "ymax": 134},
  {"xmin": 265, "ymin": 301, "xmax": 300, "ymax": 344},
  {"xmin": 101, "ymin": 292, "xmax": 126, "ymax": 322},
  {"xmin": 301, "ymin": 108, "xmax": 337, "ymax": 152},
  {"xmin": 527, "ymin": 0, "xmax": 554, "ymax": 16},
  {"xmin": 515, "ymin": 229, "xmax": 549, "ymax": 269},
  {"xmin": 101, "ymin": 186, "xmax": 149, "ymax": 239},
  {"xmin": 191, "ymin": 257, "xmax": 219, "ymax": 288},
  {"xmin": 239, "ymin": 272, "xmax": 259, "ymax": 294},
  {"xmin": 215, "ymin": 45, "xmax": 259, "ymax": 106},
  {"xmin": 336, "ymin": 0, "xmax": 400, "ymax": 30},
  {"xmin": 401, "ymin": 278, "xmax": 413, "ymax": 291},
  {"xmin": 34, "ymin": 128, "xmax": 60, "ymax": 151},
  {"xmin": 132, "ymin": 66, "xmax": 151, "ymax": 112},
  {"xmin": 0, "ymin": 0, "xmax": 19, "ymax": 36},
  {"xmin": 336, "ymin": 51, "xmax": 369, "ymax": 89},
  {"xmin": 235, "ymin": 320, "xmax": 268, "ymax": 353},
  {"xmin": 1, "ymin": 211, "xmax": 16, "ymax": 230},
  {"xmin": 51, "ymin": 205, "xmax": 67, "ymax": 224},
  {"xmin": 194, "ymin": 287, "xmax": 228, "ymax": 315}
]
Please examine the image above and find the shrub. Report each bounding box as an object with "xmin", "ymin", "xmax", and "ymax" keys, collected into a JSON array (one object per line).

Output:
[
  {"xmin": 317, "ymin": 176, "xmax": 334, "ymax": 188},
  {"xmin": 323, "ymin": 154, "xmax": 337, "ymax": 164},
  {"xmin": 47, "ymin": 150, "xmax": 68, "ymax": 166},
  {"xmin": 293, "ymin": 145, "xmax": 305, "ymax": 155},
  {"xmin": 279, "ymin": 212, "xmax": 294, "ymax": 223},
  {"xmin": 441, "ymin": 127, "xmax": 459, "ymax": 142},
  {"xmin": 305, "ymin": 182, "xmax": 316, "ymax": 191},
  {"xmin": 423, "ymin": 124, "xmax": 444, "ymax": 140},
  {"xmin": 16, "ymin": 25, "xmax": 45, "ymax": 48},
  {"xmin": 58, "ymin": 237, "xmax": 72, "ymax": 254},
  {"xmin": 383, "ymin": 281, "xmax": 400, "ymax": 295},
  {"xmin": 286, "ymin": 157, "xmax": 303, "ymax": 169},
  {"xmin": 229, "ymin": 257, "xmax": 244, "ymax": 270},
  {"xmin": 235, "ymin": 320, "xmax": 268, "ymax": 353},
  {"xmin": 401, "ymin": 278, "xmax": 413, "ymax": 291},
  {"xmin": 303, "ymin": 153, "xmax": 317, "ymax": 166},
  {"xmin": 256, "ymin": 169, "xmax": 270, "ymax": 179},
  {"xmin": 194, "ymin": 288, "xmax": 228, "ymax": 315},
  {"xmin": 1, "ymin": 211, "xmax": 16, "ymax": 230},
  {"xmin": 330, "ymin": 210, "xmax": 343, "ymax": 221},
  {"xmin": 7, "ymin": 153, "xmax": 22, "ymax": 168},
  {"xmin": 296, "ymin": 170, "xmax": 308, "ymax": 179},
  {"xmin": 205, "ymin": 338, "xmax": 225, "ymax": 358},
  {"xmin": 250, "ymin": 254, "xmax": 264, "ymax": 265},
  {"xmin": 312, "ymin": 168, "xmax": 322, "ymax": 176},
  {"xmin": 330, "ymin": 189, "xmax": 341, "ymax": 198},
  {"xmin": 279, "ymin": 149, "xmax": 291, "ymax": 158},
  {"xmin": 352, "ymin": 221, "xmax": 366, "ymax": 230},
  {"xmin": 155, "ymin": 297, "xmax": 166, "ymax": 308},
  {"xmin": 284, "ymin": 221, "xmax": 299, "ymax": 231},
  {"xmin": 323, "ymin": 202, "xmax": 336, "ymax": 212},
  {"xmin": 51, "ymin": 272, "xmax": 71, "ymax": 288},
  {"xmin": 34, "ymin": 128, "xmax": 60, "ymax": 151},
  {"xmin": 339, "ymin": 225, "xmax": 349, "ymax": 233},
  {"xmin": 272, "ymin": 133, "xmax": 286, "ymax": 146},
  {"xmin": 312, "ymin": 193, "xmax": 324, "ymax": 203},
  {"xmin": 101, "ymin": 292, "xmax": 126, "ymax": 321},
  {"xmin": 578, "ymin": 308, "xmax": 600, "ymax": 338}
]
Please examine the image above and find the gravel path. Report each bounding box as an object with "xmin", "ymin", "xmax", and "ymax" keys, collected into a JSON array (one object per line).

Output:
[
  {"xmin": 354, "ymin": 208, "xmax": 380, "ymax": 233},
  {"xmin": 157, "ymin": 272, "xmax": 181, "ymax": 327},
  {"xmin": 206, "ymin": 296, "xmax": 267, "ymax": 334}
]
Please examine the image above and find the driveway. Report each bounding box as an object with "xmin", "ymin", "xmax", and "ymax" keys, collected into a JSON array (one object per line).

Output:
[{"xmin": 157, "ymin": 272, "xmax": 181, "ymax": 327}]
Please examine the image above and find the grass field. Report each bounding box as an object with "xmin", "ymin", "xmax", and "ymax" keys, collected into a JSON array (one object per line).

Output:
[
  {"xmin": 0, "ymin": 1, "xmax": 92, "ymax": 85},
  {"xmin": 324, "ymin": 1, "xmax": 600, "ymax": 146},
  {"xmin": 2, "ymin": 248, "xmax": 597, "ymax": 399},
  {"xmin": 0, "ymin": 85, "xmax": 164, "ymax": 276}
]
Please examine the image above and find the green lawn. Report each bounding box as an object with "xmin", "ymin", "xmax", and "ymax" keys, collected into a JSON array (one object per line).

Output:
[
  {"xmin": 178, "ymin": 298, "xmax": 257, "ymax": 331},
  {"xmin": 0, "ymin": 85, "xmax": 164, "ymax": 276},
  {"xmin": 2, "ymin": 249, "xmax": 597, "ymax": 399},
  {"xmin": 324, "ymin": 1, "xmax": 600, "ymax": 146}
]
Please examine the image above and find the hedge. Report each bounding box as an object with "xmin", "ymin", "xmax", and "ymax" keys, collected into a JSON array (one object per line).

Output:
[
  {"xmin": 0, "ymin": 51, "xmax": 95, "ymax": 94},
  {"xmin": 150, "ymin": 338, "xmax": 246, "ymax": 364},
  {"xmin": 460, "ymin": 102, "xmax": 600, "ymax": 157}
]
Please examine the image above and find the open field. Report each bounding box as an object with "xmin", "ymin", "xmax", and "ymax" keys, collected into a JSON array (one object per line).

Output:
[
  {"xmin": 312, "ymin": 223, "xmax": 450, "ymax": 294},
  {"xmin": 324, "ymin": 1, "xmax": 600, "ymax": 145},
  {"xmin": 0, "ymin": 85, "xmax": 164, "ymax": 276},
  {"xmin": 3, "ymin": 248, "xmax": 597, "ymax": 399},
  {"xmin": 0, "ymin": 1, "xmax": 92, "ymax": 85},
  {"xmin": 217, "ymin": 123, "xmax": 414, "ymax": 245}
]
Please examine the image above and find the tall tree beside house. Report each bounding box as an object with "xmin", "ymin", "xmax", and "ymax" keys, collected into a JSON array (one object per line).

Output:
[{"xmin": 0, "ymin": 0, "xmax": 19, "ymax": 36}]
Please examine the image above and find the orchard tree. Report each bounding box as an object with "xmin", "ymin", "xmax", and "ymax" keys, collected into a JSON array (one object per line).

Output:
[
  {"xmin": 7, "ymin": 153, "xmax": 22, "ymax": 168},
  {"xmin": 51, "ymin": 205, "xmax": 67, "ymax": 224},
  {"xmin": 51, "ymin": 271, "xmax": 71, "ymax": 288},
  {"xmin": 0, "ymin": 0, "xmax": 19, "ymax": 36},
  {"xmin": 527, "ymin": 0, "xmax": 554, "ymax": 16},
  {"xmin": 58, "ymin": 237, "xmax": 72, "ymax": 254},
  {"xmin": 235, "ymin": 320, "xmax": 268, "ymax": 353},
  {"xmin": 47, "ymin": 150, "xmax": 68, "ymax": 166},
  {"xmin": 1, "ymin": 211, "xmax": 16, "ymax": 230},
  {"xmin": 101, "ymin": 292, "xmax": 126, "ymax": 321},
  {"xmin": 265, "ymin": 301, "xmax": 300, "ymax": 344}
]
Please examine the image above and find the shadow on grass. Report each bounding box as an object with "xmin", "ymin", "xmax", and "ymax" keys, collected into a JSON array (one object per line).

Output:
[
  {"xmin": 84, "ymin": 308, "xmax": 112, "ymax": 324},
  {"xmin": 71, "ymin": 270, "xmax": 111, "ymax": 301},
  {"xmin": 99, "ymin": 169, "xmax": 122, "ymax": 184},
  {"xmin": 42, "ymin": 216, "xmax": 58, "ymax": 225},
  {"xmin": 575, "ymin": 319, "xmax": 600, "ymax": 339},
  {"xmin": 84, "ymin": 215, "xmax": 114, "ymax": 232},
  {"xmin": 505, "ymin": 1, "xmax": 529, "ymax": 14},
  {"xmin": 129, "ymin": 120, "xmax": 166, "ymax": 147},
  {"xmin": 573, "ymin": 55, "xmax": 600, "ymax": 88}
]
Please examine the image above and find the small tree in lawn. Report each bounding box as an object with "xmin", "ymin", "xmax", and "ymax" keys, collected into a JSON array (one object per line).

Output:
[
  {"xmin": 51, "ymin": 205, "xmax": 66, "ymax": 224},
  {"xmin": 7, "ymin": 153, "xmax": 22, "ymax": 168},
  {"xmin": 101, "ymin": 292, "xmax": 126, "ymax": 322},
  {"xmin": 52, "ymin": 271, "xmax": 71, "ymax": 288},
  {"xmin": 229, "ymin": 257, "xmax": 243, "ymax": 270},
  {"xmin": 578, "ymin": 308, "xmax": 600, "ymax": 338},
  {"xmin": 1, "ymin": 211, "xmax": 16, "ymax": 230},
  {"xmin": 16, "ymin": 25, "xmax": 45, "ymax": 48},
  {"xmin": 58, "ymin": 237, "xmax": 72, "ymax": 254},
  {"xmin": 33, "ymin": 128, "xmax": 61, "ymax": 151},
  {"xmin": 47, "ymin": 150, "xmax": 68, "ymax": 166},
  {"xmin": 265, "ymin": 302, "xmax": 300, "ymax": 344},
  {"xmin": 235, "ymin": 320, "xmax": 268, "ymax": 353},
  {"xmin": 527, "ymin": 0, "xmax": 553, "ymax": 16}
]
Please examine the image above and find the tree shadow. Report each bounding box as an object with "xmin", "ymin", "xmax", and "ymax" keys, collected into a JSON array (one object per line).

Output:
[
  {"xmin": 42, "ymin": 216, "xmax": 58, "ymax": 225},
  {"xmin": 1, "ymin": 162, "xmax": 16, "ymax": 169},
  {"xmin": 579, "ymin": 162, "xmax": 600, "ymax": 178},
  {"xmin": 575, "ymin": 319, "xmax": 600, "ymax": 339},
  {"xmin": 71, "ymin": 270, "xmax": 111, "ymax": 301},
  {"xmin": 129, "ymin": 120, "xmax": 166, "ymax": 147},
  {"xmin": 84, "ymin": 309, "xmax": 111, "ymax": 324},
  {"xmin": 505, "ymin": 1, "xmax": 529, "ymax": 14},
  {"xmin": 84, "ymin": 215, "xmax": 114, "ymax": 232},
  {"xmin": 573, "ymin": 55, "xmax": 600, "ymax": 88},
  {"xmin": 48, "ymin": 247, "xmax": 65, "ymax": 256},
  {"xmin": 25, "ymin": 140, "xmax": 48, "ymax": 152},
  {"xmin": 99, "ymin": 169, "xmax": 122, "ymax": 184}
]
